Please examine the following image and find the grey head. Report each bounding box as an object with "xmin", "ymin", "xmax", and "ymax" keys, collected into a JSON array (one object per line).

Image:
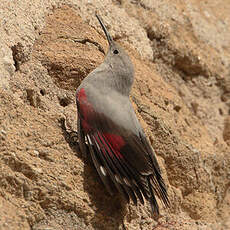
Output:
[{"xmin": 96, "ymin": 15, "xmax": 134, "ymax": 96}]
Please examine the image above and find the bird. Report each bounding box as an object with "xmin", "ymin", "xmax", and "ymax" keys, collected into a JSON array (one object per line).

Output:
[{"xmin": 76, "ymin": 14, "xmax": 169, "ymax": 215}]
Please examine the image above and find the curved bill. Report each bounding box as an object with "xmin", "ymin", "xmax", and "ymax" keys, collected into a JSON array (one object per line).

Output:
[{"xmin": 96, "ymin": 14, "xmax": 113, "ymax": 46}]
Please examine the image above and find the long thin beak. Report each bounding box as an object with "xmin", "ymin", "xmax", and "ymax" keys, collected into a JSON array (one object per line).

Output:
[{"xmin": 96, "ymin": 14, "xmax": 113, "ymax": 46}]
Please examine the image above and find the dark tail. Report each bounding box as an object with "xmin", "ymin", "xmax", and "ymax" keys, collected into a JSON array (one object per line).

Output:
[
  {"xmin": 147, "ymin": 174, "xmax": 170, "ymax": 216},
  {"xmin": 147, "ymin": 176, "xmax": 159, "ymax": 215}
]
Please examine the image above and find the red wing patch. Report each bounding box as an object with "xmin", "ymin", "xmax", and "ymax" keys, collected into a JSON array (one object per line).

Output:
[
  {"xmin": 77, "ymin": 88, "xmax": 87, "ymax": 101},
  {"xmin": 77, "ymin": 88, "xmax": 93, "ymax": 132},
  {"xmin": 97, "ymin": 132, "xmax": 125, "ymax": 159},
  {"xmin": 77, "ymin": 89, "xmax": 125, "ymax": 159},
  {"xmin": 103, "ymin": 133, "xmax": 125, "ymax": 151}
]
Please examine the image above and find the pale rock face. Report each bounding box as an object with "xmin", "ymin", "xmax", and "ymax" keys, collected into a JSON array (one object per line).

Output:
[
  {"xmin": 0, "ymin": 1, "xmax": 230, "ymax": 230},
  {"xmin": 0, "ymin": 46, "xmax": 14, "ymax": 89}
]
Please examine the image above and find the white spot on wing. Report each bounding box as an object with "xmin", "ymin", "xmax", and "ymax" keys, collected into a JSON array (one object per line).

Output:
[
  {"xmin": 100, "ymin": 166, "xmax": 107, "ymax": 176},
  {"xmin": 123, "ymin": 178, "xmax": 131, "ymax": 186},
  {"xmin": 115, "ymin": 175, "xmax": 122, "ymax": 184},
  {"xmin": 87, "ymin": 135, "xmax": 92, "ymax": 145},
  {"xmin": 93, "ymin": 137, "xmax": 101, "ymax": 150}
]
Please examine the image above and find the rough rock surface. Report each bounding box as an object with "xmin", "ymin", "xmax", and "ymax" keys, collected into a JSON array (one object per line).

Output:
[{"xmin": 0, "ymin": 1, "xmax": 230, "ymax": 229}]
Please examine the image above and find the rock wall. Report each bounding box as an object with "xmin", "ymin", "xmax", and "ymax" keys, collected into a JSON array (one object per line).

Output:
[{"xmin": 0, "ymin": 0, "xmax": 230, "ymax": 229}]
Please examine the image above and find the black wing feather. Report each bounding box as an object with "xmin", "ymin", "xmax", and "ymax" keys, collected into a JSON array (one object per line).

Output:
[
  {"xmin": 90, "ymin": 133, "xmax": 131, "ymax": 202},
  {"xmin": 86, "ymin": 135, "xmax": 114, "ymax": 195}
]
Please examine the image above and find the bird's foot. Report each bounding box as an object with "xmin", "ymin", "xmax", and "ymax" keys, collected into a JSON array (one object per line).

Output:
[{"xmin": 59, "ymin": 116, "xmax": 79, "ymax": 146}]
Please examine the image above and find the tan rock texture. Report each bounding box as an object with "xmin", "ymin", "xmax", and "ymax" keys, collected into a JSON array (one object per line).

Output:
[{"xmin": 0, "ymin": 1, "xmax": 230, "ymax": 229}]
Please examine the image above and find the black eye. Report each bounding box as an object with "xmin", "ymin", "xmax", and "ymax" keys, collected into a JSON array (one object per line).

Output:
[{"xmin": 113, "ymin": 49, "xmax": 119, "ymax": 54}]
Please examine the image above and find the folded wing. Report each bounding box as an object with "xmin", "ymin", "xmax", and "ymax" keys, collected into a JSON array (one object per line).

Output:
[{"xmin": 76, "ymin": 88, "xmax": 169, "ymax": 214}]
